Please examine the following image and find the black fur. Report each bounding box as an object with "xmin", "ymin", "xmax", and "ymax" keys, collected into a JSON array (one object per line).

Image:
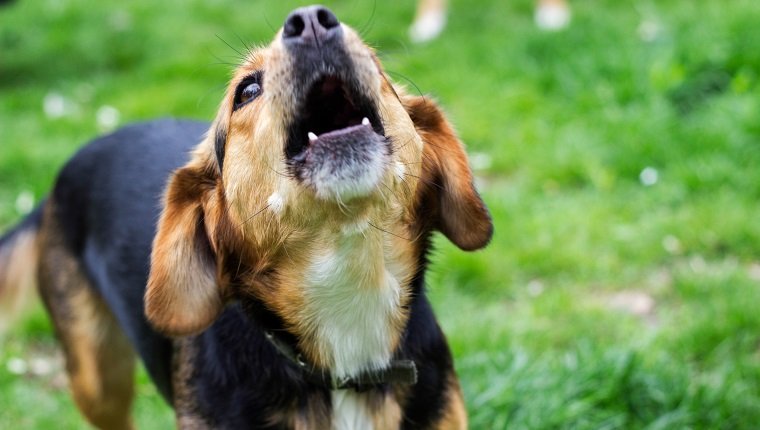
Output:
[
  {"xmin": 214, "ymin": 125, "xmax": 227, "ymax": 173},
  {"xmin": 48, "ymin": 119, "xmax": 207, "ymax": 401}
]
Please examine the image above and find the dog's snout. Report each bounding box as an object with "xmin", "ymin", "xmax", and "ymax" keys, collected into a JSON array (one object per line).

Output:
[{"xmin": 282, "ymin": 6, "xmax": 341, "ymax": 45}]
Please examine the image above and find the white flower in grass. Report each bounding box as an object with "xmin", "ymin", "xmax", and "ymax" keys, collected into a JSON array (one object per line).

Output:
[
  {"xmin": 6, "ymin": 357, "xmax": 27, "ymax": 375},
  {"xmin": 607, "ymin": 291, "xmax": 655, "ymax": 317},
  {"xmin": 43, "ymin": 92, "xmax": 67, "ymax": 119},
  {"xmin": 535, "ymin": 1, "xmax": 571, "ymax": 31},
  {"xmin": 689, "ymin": 255, "xmax": 707, "ymax": 274},
  {"xmin": 662, "ymin": 235, "xmax": 681, "ymax": 255},
  {"xmin": 29, "ymin": 357, "xmax": 54, "ymax": 376},
  {"xmin": 109, "ymin": 10, "xmax": 132, "ymax": 32},
  {"xmin": 15, "ymin": 190, "xmax": 34, "ymax": 215},
  {"xmin": 639, "ymin": 167, "xmax": 658, "ymax": 186},
  {"xmin": 637, "ymin": 20, "xmax": 661, "ymax": 42},
  {"xmin": 527, "ymin": 279, "xmax": 544, "ymax": 297},
  {"xmin": 469, "ymin": 152, "xmax": 492, "ymax": 171},
  {"xmin": 97, "ymin": 105, "xmax": 120, "ymax": 131},
  {"xmin": 748, "ymin": 263, "xmax": 760, "ymax": 282}
]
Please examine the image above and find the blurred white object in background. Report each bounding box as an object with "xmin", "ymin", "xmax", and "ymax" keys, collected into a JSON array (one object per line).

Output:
[
  {"xmin": 535, "ymin": 0, "xmax": 571, "ymax": 31},
  {"xmin": 409, "ymin": 0, "xmax": 447, "ymax": 43}
]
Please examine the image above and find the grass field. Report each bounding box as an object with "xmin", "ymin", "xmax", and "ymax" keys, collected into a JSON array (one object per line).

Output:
[{"xmin": 2, "ymin": 0, "xmax": 760, "ymax": 428}]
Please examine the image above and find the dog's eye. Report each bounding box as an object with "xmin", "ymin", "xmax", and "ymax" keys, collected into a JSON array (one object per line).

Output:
[{"xmin": 234, "ymin": 73, "xmax": 263, "ymax": 110}]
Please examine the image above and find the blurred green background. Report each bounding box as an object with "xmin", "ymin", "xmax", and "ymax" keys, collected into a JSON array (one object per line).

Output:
[{"xmin": 2, "ymin": 0, "xmax": 760, "ymax": 428}]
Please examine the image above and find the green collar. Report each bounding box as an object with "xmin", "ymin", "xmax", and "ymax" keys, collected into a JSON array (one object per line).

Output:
[{"xmin": 264, "ymin": 331, "xmax": 418, "ymax": 390}]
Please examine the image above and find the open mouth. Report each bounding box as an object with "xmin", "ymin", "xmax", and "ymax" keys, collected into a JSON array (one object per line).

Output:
[{"xmin": 286, "ymin": 75, "xmax": 385, "ymax": 160}]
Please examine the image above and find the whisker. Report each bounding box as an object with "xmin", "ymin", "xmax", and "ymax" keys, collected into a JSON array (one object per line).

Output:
[
  {"xmin": 233, "ymin": 31, "xmax": 254, "ymax": 56},
  {"xmin": 235, "ymin": 251, "xmax": 245, "ymax": 279},
  {"xmin": 381, "ymin": 182, "xmax": 397, "ymax": 198},
  {"xmin": 240, "ymin": 203, "xmax": 272, "ymax": 227},
  {"xmin": 197, "ymin": 82, "xmax": 228, "ymax": 110},
  {"xmin": 279, "ymin": 228, "xmax": 298, "ymax": 264},
  {"xmin": 394, "ymin": 135, "xmax": 418, "ymax": 152},
  {"xmin": 215, "ymin": 34, "xmax": 246, "ymax": 60},
  {"xmin": 368, "ymin": 222, "xmax": 411, "ymax": 242},
  {"xmin": 262, "ymin": 8, "xmax": 277, "ymax": 33},
  {"xmin": 205, "ymin": 48, "xmax": 241, "ymax": 68},
  {"xmin": 385, "ymin": 70, "xmax": 425, "ymax": 99},
  {"xmin": 422, "ymin": 140, "xmax": 451, "ymax": 153},
  {"xmin": 266, "ymin": 163, "xmax": 294, "ymax": 179},
  {"xmin": 404, "ymin": 172, "xmax": 444, "ymax": 191},
  {"xmin": 393, "ymin": 172, "xmax": 414, "ymax": 197},
  {"xmin": 358, "ymin": 0, "xmax": 378, "ymax": 38}
]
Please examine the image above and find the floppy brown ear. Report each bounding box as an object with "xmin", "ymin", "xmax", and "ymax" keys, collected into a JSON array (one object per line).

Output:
[
  {"xmin": 145, "ymin": 155, "xmax": 224, "ymax": 336},
  {"xmin": 403, "ymin": 95, "xmax": 493, "ymax": 251}
]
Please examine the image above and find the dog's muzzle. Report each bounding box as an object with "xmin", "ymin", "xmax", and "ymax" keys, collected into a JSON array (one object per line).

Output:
[{"xmin": 280, "ymin": 6, "xmax": 388, "ymax": 201}]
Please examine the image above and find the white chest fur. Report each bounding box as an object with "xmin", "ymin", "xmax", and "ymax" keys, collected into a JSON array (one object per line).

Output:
[
  {"xmin": 301, "ymin": 229, "xmax": 401, "ymax": 380},
  {"xmin": 331, "ymin": 390, "xmax": 374, "ymax": 430}
]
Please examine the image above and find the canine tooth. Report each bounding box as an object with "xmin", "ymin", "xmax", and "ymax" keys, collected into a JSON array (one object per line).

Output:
[
  {"xmin": 308, "ymin": 132, "xmax": 318, "ymax": 142},
  {"xmin": 362, "ymin": 117, "xmax": 370, "ymax": 126}
]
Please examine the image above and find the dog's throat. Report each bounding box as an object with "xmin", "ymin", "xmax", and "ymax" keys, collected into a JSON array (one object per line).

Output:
[{"xmin": 298, "ymin": 232, "xmax": 405, "ymax": 379}]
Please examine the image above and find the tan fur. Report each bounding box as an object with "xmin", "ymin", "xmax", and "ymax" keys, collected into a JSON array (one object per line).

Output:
[
  {"xmin": 403, "ymin": 94, "xmax": 493, "ymax": 251},
  {"xmin": 65, "ymin": 288, "xmax": 136, "ymax": 430},
  {"xmin": 0, "ymin": 229, "xmax": 39, "ymax": 333},
  {"xmin": 290, "ymin": 399, "xmax": 331, "ymax": 430},
  {"xmin": 436, "ymin": 377, "xmax": 468, "ymax": 430},
  {"xmin": 145, "ymin": 150, "xmax": 225, "ymax": 336},
  {"xmin": 173, "ymin": 338, "xmax": 214, "ymax": 429},
  {"xmin": 370, "ymin": 393, "xmax": 403, "ymax": 430},
  {"xmin": 38, "ymin": 208, "xmax": 136, "ymax": 430}
]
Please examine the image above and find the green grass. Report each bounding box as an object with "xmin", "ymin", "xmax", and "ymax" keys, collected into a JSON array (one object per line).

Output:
[{"xmin": 2, "ymin": 0, "xmax": 760, "ymax": 428}]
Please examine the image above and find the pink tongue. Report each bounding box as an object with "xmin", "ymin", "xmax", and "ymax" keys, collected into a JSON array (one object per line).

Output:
[{"xmin": 312, "ymin": 123, "xmax": 373, "ymax": 143}]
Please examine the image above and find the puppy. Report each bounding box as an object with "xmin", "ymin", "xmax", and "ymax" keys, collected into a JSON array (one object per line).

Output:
[{"xmin": 0, "ymin": 5, "xmax": 492, "ymax": 429}]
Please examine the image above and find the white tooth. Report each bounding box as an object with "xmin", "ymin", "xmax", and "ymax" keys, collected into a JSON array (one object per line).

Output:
[
  {"xmin": 308, "ymin": 132, "xmax": 318, "ymax": 142},
  {"xmin": 362, "ymin": 117, "xmax": 370, "ymax": 126}
]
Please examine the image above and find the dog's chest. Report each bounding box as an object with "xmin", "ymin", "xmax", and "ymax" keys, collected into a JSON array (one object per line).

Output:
[{"xmin": 301, "ymin": 230, "xmax": 402, "ymax": 380}]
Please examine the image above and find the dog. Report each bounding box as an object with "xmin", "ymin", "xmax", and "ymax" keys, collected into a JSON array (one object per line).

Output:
[
  {"xmin": 410, "ymin": 0, "xmax": 571, "ymax": 43},
  {"xmin": 0, "ymin": 5, "xmax": 492, "ymax": 429}
]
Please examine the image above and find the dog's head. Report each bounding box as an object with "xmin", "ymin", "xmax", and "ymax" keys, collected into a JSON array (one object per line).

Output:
[{"xmin": 145, "ymin": 6, "xmax": 492, "ymax": 370}]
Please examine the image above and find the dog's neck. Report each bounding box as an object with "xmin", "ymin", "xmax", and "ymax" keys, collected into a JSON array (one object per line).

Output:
[{"xmin": 297, "ymin": 223, "xmax": 409, "ymax": 380}]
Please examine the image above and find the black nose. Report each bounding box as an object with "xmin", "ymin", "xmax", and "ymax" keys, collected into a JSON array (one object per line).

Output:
[{"xmin": 282, "ymin": 5, "xmax": 341, "ymax": 44}]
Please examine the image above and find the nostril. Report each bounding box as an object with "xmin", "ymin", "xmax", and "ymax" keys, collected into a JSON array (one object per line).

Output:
[
  {"xmin": 316, "ymin": 8, "xmax": 339, "ymax": 30},
  {"xmin": 282, "ymin": 6, "xmax": 341, "ymax": 44},
  {"xmin": 283, "ymin": 14, "xmax": 305, "ymax": 39}
]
